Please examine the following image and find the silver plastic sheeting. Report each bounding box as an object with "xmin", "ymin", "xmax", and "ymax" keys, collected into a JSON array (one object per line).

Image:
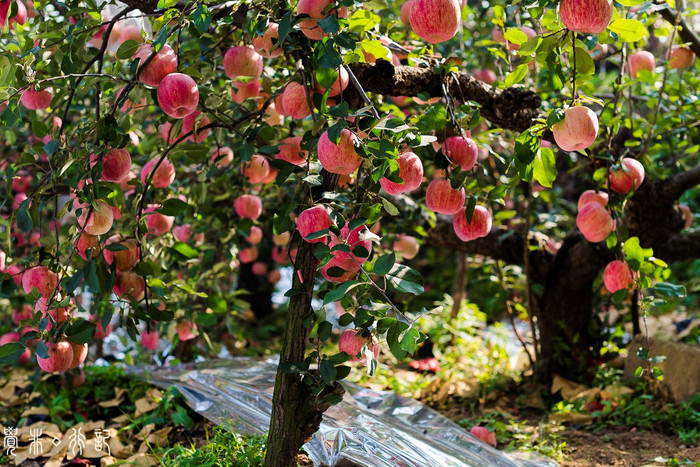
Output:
[{"xmin": 130, "ymin": 358, "xmax": 557, "ymax": 467}]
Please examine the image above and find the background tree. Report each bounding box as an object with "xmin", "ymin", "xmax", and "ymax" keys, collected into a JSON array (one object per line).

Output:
[{"xmin": 0, "ymin": 0, "xmax": 698, "ymax": 465}]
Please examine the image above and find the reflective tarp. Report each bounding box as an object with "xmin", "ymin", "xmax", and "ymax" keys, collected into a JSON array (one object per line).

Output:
[{"xmin": 130, "ymin": 358, "xmax": 557, "ymax": 466}]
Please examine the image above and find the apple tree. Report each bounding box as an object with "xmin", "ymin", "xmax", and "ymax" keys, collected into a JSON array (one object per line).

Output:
[{"xmin": 0, "ymin": 0, "xmax": 698, "ymax": 464}]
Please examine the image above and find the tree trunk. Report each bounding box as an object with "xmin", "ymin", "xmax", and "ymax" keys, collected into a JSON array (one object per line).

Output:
[
  {"xmin": 535, "ymin": 234, "xmax": 611, "ymax": 380},
  {"xmin": 265, "ymin": 174, "xmax": 342, "ymax": 466},
  {"xmin": 237, "ymin": 261, "xmax": 273, "ymax": 319}
]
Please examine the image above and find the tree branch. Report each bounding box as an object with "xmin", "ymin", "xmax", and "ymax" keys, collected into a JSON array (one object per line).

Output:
[
  {"xmin": 661, "ymin": 165, "xmax": 700, "ymax": 202},
  {"xmin": 346, "ymin": 61, "xmax": 541, "ymax": 132},
  {"xmin": 655, "ymin": 230, "xmax": 700, "ymax": 262},
  {"xmin": 657, "ymin": 6, "xmax": 700, "ymax": 57}
]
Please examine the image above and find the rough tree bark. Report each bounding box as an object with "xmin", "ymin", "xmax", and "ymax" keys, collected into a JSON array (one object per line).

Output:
[
  {"xmin": 264, "ymin": 173, "xmax": 345, "ymax": 467},
  {"xmin": 428, "ymin": 167, "xmax": 700, "ymax": 381}
]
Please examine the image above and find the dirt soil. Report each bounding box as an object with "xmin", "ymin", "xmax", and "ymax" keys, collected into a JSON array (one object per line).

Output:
[{"xmin": 560, "ymin": 426, "xmax": 700, "ymax": 466}]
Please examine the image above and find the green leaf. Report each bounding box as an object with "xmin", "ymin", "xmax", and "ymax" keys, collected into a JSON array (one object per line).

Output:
[
  {"xmin": 533, "ymin": 147, "xmax": 556, "ymax": 188},
  {"xmin": 17, "ymin": 198, "xmax": 33, "ymax": 232},
  {"xmin": 158, "ymin": 198, "xmax": 189, "ymax": 216},
  {"xmin": 387, "ymin": 321, "xmax": 408, "ymax": 360},
  {"xmin": 324, "ymin": 280, "xmax": 360, "ymax": 305},
  {"xmin": 66, "ymin": 319, "xmax": 96, "ymax": 345},
  {"xmin": 386, "ymin": 264, "xmax": 424, "ymax": 295},
  {"xmin": 574, "ymin": 47, "xmax": 595, "ymax": 76},
  {"xmin": 608, "ymin": 19, "xmax": 648, "ymax": 42},
  {"xmin": 156, "ymin": 0, "xmax": 179, "ymax": 8},
  {"xmin": 653, "ymin": 282, "xmax": 686, "ymax": 298},
  {"xmin": 374, "ymin": 252, "xmax": 395, "ymax": 276},
  {"xmin": 0, "ymin": 342, "xmax": 26, "ymax": 365},
  {"xmin": 504, "ymin": 64, "xmax": 528, "ymax": 87},
  {"xmin": 320, "ymin": 359, "xmax": 337, "ymax": 383},
  {"xmin": 317, "ymin": 321, "xmax": 333, "ymax": 341},
  {"xmin": 382, "ymin": 198, "xmax": 399, "ymax": 216},
  {"xmin": 636, "ymin": 346, "xmax": 649, "ymax": 360},
  {"xmin": 149, "ymin": 304, "xmax": 174, "ymax": 321},
  {"xmin": 44, "ymin": 140, "xmax": 60, "ymax": 156},
  {"xmin": 116, "ymin": 39, "xmax": 140, "ymax": 59},
  {"xmin": 193, "ymin": 4, "xmax": 211, "ymax": 33},
  {"xmin": 400, "ymin": 327, "xmax": 420, "ymax": 355},
  {"xmin": 172, "ymin": 242, "xmax": 198, "ymax": 259}
]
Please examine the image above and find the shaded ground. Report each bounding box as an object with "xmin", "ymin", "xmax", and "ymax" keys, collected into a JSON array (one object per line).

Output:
[{"xmin": 561, "ymin": 427, "xmax": 700, "ymax": 466}]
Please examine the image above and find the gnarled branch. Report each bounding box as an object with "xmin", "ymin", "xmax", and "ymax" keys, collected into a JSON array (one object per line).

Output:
[{"xmin": 347, "ymin": 61, "xmax": 541, "ymax": 132}]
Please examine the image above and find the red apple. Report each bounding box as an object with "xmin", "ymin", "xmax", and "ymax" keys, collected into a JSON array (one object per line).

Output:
[
  {"xmin": 253, "ymin": 23, "xmax": 283, "ymax": 58},
  {"xmin": 141, "ymin": 157, "xmax": 175, "ymax": 188},
  {"xmin": 425, "ymin": 179, "xmax": 465, "ymax": 215},
  {"xmin": 314, "ymin": 66, "xmax": 349, "ymax": 97},
  {"xmin": 379, "ymin": 151, "xmax": 423, "ymax": 195},
  {"xmin": 393, "ymin": 234, "xmax": 420, "ymax": 260},
  {"xmin": 577, "ymin": 202, "xmax": 613, "ymax": 242},
  {"xmin": 68, "ymin": 341, "xmax": 88, "ymax": 369},
  {"xmin": 11, "ymin": 173, "xmax": 31, "ymax": 192},
  {"xmin": 603, "ymin": 260, "xmax": 634, "ymax": 293},
  {"xmin": 297, "ymin": 205, "xmax": 332, "ymax": 243},
  {"xmin": 453, "ymin": 205, "xmax": 492, "ymax": 242},
  {"xmin": 628, "ymin": 51, "xmax": 655, "ymax": 78},
  {"xmin": 37, "ymin": 341, "xmax": 73, "ymax": 373},
  {"xmin": 507, "ymin": 26, "xmax": 537, "ymax": 51},
  {"xmin": 252, "ymin": 262, "xmax": 268, "ymax": 276},
  {"xmin": 133, "ymin": 43, "xmax": 178, "ymax": 87},
  {"xmin": 20, "ymin": 86, "xmax": 53, "ymax": 110},
  {"xmin": 297, "ymin": 0, "xmax": 348, "ymax": 40},
  {"xmin": 223, "ymin": 46, "xmax": 263, "ymax": 80},
  {"xmin": 268, "ymin": 269, "xmax": 282, "ymax": 284},
  {"xmin": 276, "ymin": 136, "xmax": 308, "ymax": 166},
  {"xmin": 282, "ymin": 82, "xmax": 312, "ymax": 120},
  {"xmin": 243, "ymin": 155, "xmax": 271, "ymax": 183},
  {"xmin": 181, "ymin": 111, "xmax": 211, "ymax": 143},
  {"xmin": 234, "ymin": 194, "xmax": 263, "ymax": 220},
  {"xmin": 176, "ymin": 321, "xmax": 196, "ymax": 341},
  {"xmin": 338, "ymin": 329, "xmax": 380, "ymax": 365},
  {"xmin": 75, "ymin": 233, "xmax": 100, "ymax": 260},
  {"xmin": 114, "ymin": 271, "xmax": 145, "ymax": 300},
  {"xmin": 245, "ymin": 226, "xmax": 263, "ymax": 245},
  {"xmin": 473, "ymin": 69, "xmax": 497, "ymax": 84},
  {"xmin": 141, "ymin": 329, "xmax": 159, "ymax": 349},
  {"xmin": 400, "ymin": 0, "xmax": 414, "ymax": 24},
  {"xmin": 22, "ymin": 265, "xmax": 58, "ymax": 296},
  {"xmin": 609, "ymin": 157, "xmax": 644, "ymax": 194},
  {"xmin": 103, "ymin": 236, "xmax": 140, "ymax": 271},
  {"xmin": 91, "ymin": 148, "xmax": 131, "ymax": 183},
  {"xmin": 318, "ymin": 128, "xmax": 361, "ymax": 175},
  {"xmin": 552, "ymin": 106, "xmax": 599, "ymax": 152},
  {"xmin": 239, "ymin": 246, "xmax": 258, "ymax": 263},
  {"xmin": 0, "ymin": 0, "xmax": 26, "ymax": 29},
  {"xmin": 409, "ymin": 0, "xmax": 461, "ymax": 44},
  {"xmin": 668, "ymin": 46, "xmax": 695, "ymax": 69},
  {"xmin": 211, "ymin": 147, "xmax": 234, "ymax": 168},
  {"xmin": 445, "ymin": 136, "xmax": 478, "ymax": 171},
  {"xmin": 157, "ymin": 73, "xmax": 199, "ymax": 119},
  {"xmin": 328, "ymin": 222, "xmax": 373, "ymax": 265},
  {"xmin": 173, "ymin": 224, "xmax": 191, "ymax": 242},
  {"xmin": 577, "ymin": 189, "xmax": 609, "ymax": 210},
  {"xmin": 77, "ymin": 200, "xmax": 114, "ymax": 235},
  {"xmin": 470, "ymin": 426, "xmax": 497, "ymax": 447},
  {"xmin": 559, "ymin": 0, "xmax": 613, "ymax": 34},
  {"xmin": 321, "ymin": 256, "xmax": 360, "ymax": 283},
  {"xmin": 144, "ymin": 205, "xmax": 174, "ymax": 236},
  {"xmin": 231, "ymin": 79, "xmax": 262, "ymax": 103}
]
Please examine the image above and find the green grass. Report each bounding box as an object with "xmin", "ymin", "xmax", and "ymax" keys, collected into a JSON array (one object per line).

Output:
[{"xmin": 158, "ymin": 424, "xmax": 267, "ymax": 467}]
